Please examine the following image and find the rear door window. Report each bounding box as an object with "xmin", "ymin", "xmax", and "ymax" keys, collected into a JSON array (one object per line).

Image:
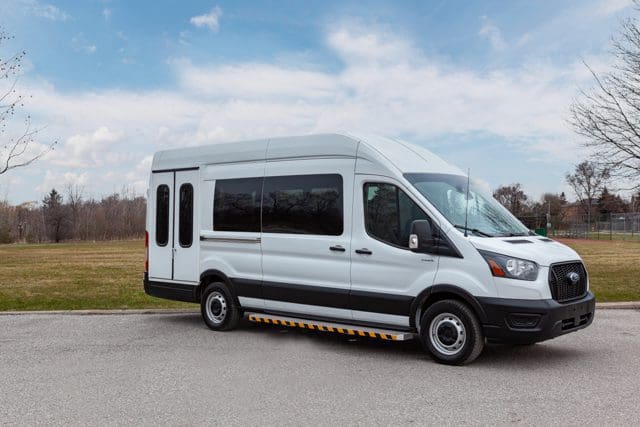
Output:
[
  {"xmin": 178, "ymin": 183, "xmax": 194, "ymax": 247},
  {"xmin": 156, "ymin": 184, "xmax": 170, "ymax": 246}
]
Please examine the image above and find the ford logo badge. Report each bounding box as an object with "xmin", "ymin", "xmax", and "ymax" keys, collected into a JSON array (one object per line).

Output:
[{"xmin": 567, "ymin": 272, "xmax": 580, "ymax": 284}]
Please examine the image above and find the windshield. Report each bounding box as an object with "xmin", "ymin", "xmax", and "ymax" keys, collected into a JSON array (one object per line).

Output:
[{"xmin": 405, "ymin": 173, "xmax": 530, "ymax": 237}]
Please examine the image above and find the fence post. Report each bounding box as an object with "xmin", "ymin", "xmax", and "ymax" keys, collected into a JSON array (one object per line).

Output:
[{"xmin": 610, "ymin": 212, "xmax": 613, "ymax": 241}]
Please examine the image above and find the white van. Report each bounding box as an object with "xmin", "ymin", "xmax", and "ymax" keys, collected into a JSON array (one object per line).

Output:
[{"xmin": 144, "ymin": 133, "xmax": 595, "ymax": 365}]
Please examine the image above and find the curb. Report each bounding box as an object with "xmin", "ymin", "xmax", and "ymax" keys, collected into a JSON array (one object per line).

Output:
[
  {"xmin": 596, "ymin": 302, "xmax": 640, "ymax": 310},
  {"xmin": 0, "ymin": 308, "xmax": 199, "ymax": 316},
  {"xmin": 0, "ymin": 302, "xmax": 638, "ymax": 315}
]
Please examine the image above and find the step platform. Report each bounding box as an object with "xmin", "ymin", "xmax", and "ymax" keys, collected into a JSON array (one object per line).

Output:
[{"xmin": 247, "ymin": 313, "xmax": 416, "ymax": 341}]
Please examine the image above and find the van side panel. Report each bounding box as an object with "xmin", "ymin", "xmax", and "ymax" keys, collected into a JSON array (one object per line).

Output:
[
  {"xmin": 200, "ymin": 161, "xmax": 266, "ymax": 308},
  {"xmin": 260, "ymin": 158, "xmax": 355, "ymax": 320}
]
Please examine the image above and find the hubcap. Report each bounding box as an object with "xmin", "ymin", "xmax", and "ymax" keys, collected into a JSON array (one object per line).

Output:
[
  {"xmin": 429, "ymin": 312, "xmax": 466, "ymax": 356},
  {"xmin": 205, "ymin": 291, "xmax": 227, "ymax": 325}
]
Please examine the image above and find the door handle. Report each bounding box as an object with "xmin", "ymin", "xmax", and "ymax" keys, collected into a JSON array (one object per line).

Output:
[
  {"xmin": 329, "ymin": 245, "xmax": 346, "ymax": 252},
  {"xmin": 355, "ymin": 248, "xmax": 373, "ymax": 255}
]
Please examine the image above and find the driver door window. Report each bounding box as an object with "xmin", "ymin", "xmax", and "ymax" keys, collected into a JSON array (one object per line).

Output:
[{"xmin": 363, "ymin": 182, "xmax": 432, "ymax": 249}]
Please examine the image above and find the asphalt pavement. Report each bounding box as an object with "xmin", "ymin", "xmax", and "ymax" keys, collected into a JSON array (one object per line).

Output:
[{"xmin": 1, "ymin": 309, "xmax": 639, "ymax": 426}]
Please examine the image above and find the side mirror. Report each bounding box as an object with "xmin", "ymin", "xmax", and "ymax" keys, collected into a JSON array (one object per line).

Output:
[{"xmin": 409, "ymin": 220, "xmax": 433, "ymax": 252}]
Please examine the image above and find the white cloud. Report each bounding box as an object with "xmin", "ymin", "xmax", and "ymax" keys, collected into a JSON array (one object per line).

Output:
[
  {"xmin": 190, "ymin": 6, "xmax": 223, "ymax": 32},
  {"xmin": 597, "ymin": 0, "xmax": 633, "ymax": 15},
  {"xmin": 48, "ymin": 126, "xmax": 123, "ymax": 168},
  {"xmin": 36, "ymin": 171, "xmax": 88, "ymax": 195},
  {"xmin": 174, "ymin": 59, "xmax": 337, "ymax": 99},
  {"xmin": 71, "ymin": 35, "xmax": 97, "ymax": 54},
  {"xmin": 21, "ymin": 0, "xmax": 69, "ymax": 21},
  {"xmin": 102, "ymin": 8, "xmax": 112, "ymax": 21},
  {"xmin": 327, "ymin": 27, "xmax": 413, "ymax": 65},
  {"xmin": 11, "ymin": 24, "xmax": 606, "ymax": 201},
  {"xmin": 479, "ymin": 17, "xmax": 507, "ymax": 51}
]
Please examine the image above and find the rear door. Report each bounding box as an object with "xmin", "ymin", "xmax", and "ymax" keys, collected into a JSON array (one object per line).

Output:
[
  {"xmin": 173, "ymin": 170, "xmax": 199, "ymax": 282},
  {"xmin": 148, "ymin": 172, "xmax": 174, "ymax": 280}
]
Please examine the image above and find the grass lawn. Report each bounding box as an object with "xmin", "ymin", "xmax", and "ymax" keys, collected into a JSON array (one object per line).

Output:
[
  {"xmin": 0, "ymin": 238, "xmax": 638, "ymax": 311},
  {"xmin": 556, "ymin": 238, "xmax": 640, "ymax": 302},
  {"xmin": 0, "ymin": 240, "xmax": 191, "ymax": 311}
]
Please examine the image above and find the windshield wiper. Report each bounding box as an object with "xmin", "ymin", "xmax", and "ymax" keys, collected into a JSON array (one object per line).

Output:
[{"xmin": 453, "ymin": 224, "xmax": 492, "ymax": 237}]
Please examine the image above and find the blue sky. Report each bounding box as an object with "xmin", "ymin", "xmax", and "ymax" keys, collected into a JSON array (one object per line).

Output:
[{"xmin": 0, "ymin": 0, "xmax": 635, "ymax": 203}]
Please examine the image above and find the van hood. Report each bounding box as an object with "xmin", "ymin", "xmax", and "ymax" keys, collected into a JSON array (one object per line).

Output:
[{"xmin": 467, "ymin": 236, "xmax": 581, "ymax": 267}]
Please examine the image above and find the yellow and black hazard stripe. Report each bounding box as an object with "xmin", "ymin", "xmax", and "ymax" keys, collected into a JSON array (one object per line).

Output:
[{"xmin": 248, "ymin": 315, "xmax": 399, "ymax": 340}]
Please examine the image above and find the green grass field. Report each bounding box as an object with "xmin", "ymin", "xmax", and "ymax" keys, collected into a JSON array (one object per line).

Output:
[
  {"xmin": 0, "ymin": 240, "xmax": 190, "ymax": 311},
  {"xmin": 556, "ymin": 238, "xmax": 640, "ymax": 302},
  {"xmin": 0, "ymin": 238, "xmax": 638, "ymax": 311}
]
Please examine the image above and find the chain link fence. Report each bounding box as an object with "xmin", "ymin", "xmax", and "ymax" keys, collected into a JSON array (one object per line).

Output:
[{"xmin": 517, "ymin": 212, "xmax": 640, "ymax": 241}]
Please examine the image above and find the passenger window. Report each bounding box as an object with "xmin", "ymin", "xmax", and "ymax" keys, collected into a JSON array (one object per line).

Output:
[
  {"xmin": 214, "ymin": 178, "xmax": 262, "ymax": 232},
  {"xmin": 179, "ymin": 184, "xmax": 194, "ymax": 247},
  {"xmin": 262, "ymin": 174, "xmax": 343, "ymax": 235},
  {"xmin": 364, "ymin": 183, "xmax": 430, "ymax": 248},
  {"xmin": 156, "ymin": 185, "xmax": 170, "ymax": 246}
]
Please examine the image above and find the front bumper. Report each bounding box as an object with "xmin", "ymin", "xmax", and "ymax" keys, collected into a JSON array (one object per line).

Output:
[{"xmin": 477, "ymin": 292, "xmax": 596, "ymax": 344}]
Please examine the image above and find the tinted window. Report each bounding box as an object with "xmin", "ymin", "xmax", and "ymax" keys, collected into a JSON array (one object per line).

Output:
[
  {"xmin": 179, "ymin": 184, "xmax": 194, "ymax": 247},
  {"xmin": 364, "ymin": 183, "xmax": 430, "ymax": 248},
  {"xmin": 214, "ymin": 178, "xmax": 262, "ymax": 232},
  {"xmin": 262, "ymin": 174, "xmax": 343, "ymax": 235},
  {"xmin": 156, "ymin": 185, "xmax": 170, "ymax": 246}
]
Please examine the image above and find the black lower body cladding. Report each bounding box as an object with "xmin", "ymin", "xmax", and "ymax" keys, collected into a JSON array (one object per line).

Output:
[
  {"xmin": 478, "ymin": 292, "xmax": 596, "ymax": 344},
  {"xmin": 145, "ymin": 272, "xmax": 597, "ymax": 346}
]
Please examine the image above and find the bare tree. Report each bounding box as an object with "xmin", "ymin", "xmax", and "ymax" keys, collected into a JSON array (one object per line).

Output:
[
  {"xmin": 65, "ymin": 183, "xmax": 84, "ymax": 239},
  {"xmin": 0, "ymin": 27, "xmax": 56, "ymax": 175},
  {"xmin": 493, "ymin": 183, "xmax": 529, "ymax": 216},
  {"xmin": 566, "ymin": 161, "xmax": 610, "ymax": 231},
  {"xmin": 570, "ymin": 6, "xmax": 640, "ymax": 189}
]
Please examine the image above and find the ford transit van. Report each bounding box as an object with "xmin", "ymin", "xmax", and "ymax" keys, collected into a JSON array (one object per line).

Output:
[{"xmin": 144, "ymin": 133, "xmax": 595, "ymax": 365}]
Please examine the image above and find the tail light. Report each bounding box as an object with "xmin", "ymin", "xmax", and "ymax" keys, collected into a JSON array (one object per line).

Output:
[{"xmin": 145, "ymin": 231, "xmax": 149, "ymax": 272}]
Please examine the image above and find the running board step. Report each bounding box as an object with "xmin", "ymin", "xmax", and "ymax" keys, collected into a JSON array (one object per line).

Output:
[{"xmin": 247, "ymin": 313, "xmax": 416, "ymax": 341}]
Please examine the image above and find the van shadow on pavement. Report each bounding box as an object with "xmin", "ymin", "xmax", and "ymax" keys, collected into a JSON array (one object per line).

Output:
[{"xmin": 155, "ymin": 313, "xmax": 591, "ymax": 368}]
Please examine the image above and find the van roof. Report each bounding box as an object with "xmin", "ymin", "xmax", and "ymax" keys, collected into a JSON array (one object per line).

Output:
[{"xmin": 151, "ymin": 132, "xmax": 463, "ymax": 176}]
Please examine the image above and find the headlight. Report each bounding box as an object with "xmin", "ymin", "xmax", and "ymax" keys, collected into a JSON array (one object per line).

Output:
[{"xmin": 478, "ymin": 250, "xmax": 538, "ymax": 281}]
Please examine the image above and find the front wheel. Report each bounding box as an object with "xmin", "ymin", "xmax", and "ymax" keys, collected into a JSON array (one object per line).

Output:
[
  {"xmin": 201, "ymin": 282, "xmax": 240, "ymax": 331},
  {"xmin": 419, "ymin": 299, "xmax": 484, "ymax": 365}
]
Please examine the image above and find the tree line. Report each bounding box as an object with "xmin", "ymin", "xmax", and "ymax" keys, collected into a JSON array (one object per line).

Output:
[
  {"xmin": 0, "ymin": 186, "xmax": 145, "ymax": 243},
  {"xmin": 493, "ymin": 160, "xmax": 640, "ymax": 231}
]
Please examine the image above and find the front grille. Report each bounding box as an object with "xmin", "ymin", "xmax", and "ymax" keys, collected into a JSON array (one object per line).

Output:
[{"xmin": 549, "ymin": 262, "xmax": 588, "ymax": 303}]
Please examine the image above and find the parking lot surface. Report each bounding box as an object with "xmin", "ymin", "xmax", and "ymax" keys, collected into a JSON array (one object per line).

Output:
[{"xmin": 1, "ymin": 309, "xmax": 639, "ymax": 425}]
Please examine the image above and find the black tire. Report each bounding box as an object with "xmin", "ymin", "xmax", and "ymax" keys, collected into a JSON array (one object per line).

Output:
[
  {"xmin": 200, "ymin": 281, "xmax": 241, "ymax": 331},
  {"xmin": 419, "ymin": 299, "xmax": 484, "ymax": 365}
]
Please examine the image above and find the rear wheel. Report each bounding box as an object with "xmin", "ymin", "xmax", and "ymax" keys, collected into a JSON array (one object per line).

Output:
[
  {"xmin": 419, "ymin": 299, "xmax": 484, "ymax": 365},
  {"xmin": 201, "ymin": 282, "xmax": 240, "ymax": 331}
]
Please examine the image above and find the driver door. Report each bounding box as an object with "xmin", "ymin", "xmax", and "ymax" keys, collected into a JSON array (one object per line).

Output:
[{"xmin": 349, "ymin": 176, "xmax": 439, "ymax": 328}]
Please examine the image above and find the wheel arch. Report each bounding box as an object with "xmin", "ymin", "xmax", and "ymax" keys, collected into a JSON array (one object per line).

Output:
[
  {"xmin": 198, "ymin": 269, "xmax": 240, "ymax": 306},
  {"xmin": 410, "ymin": 284, "xmax": 488, "ymax": 330}
]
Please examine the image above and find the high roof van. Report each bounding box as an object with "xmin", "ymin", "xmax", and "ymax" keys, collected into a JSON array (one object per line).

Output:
[{"xmin": 144, "ymin": 133, "xmax": 595, "ymax": 365}]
